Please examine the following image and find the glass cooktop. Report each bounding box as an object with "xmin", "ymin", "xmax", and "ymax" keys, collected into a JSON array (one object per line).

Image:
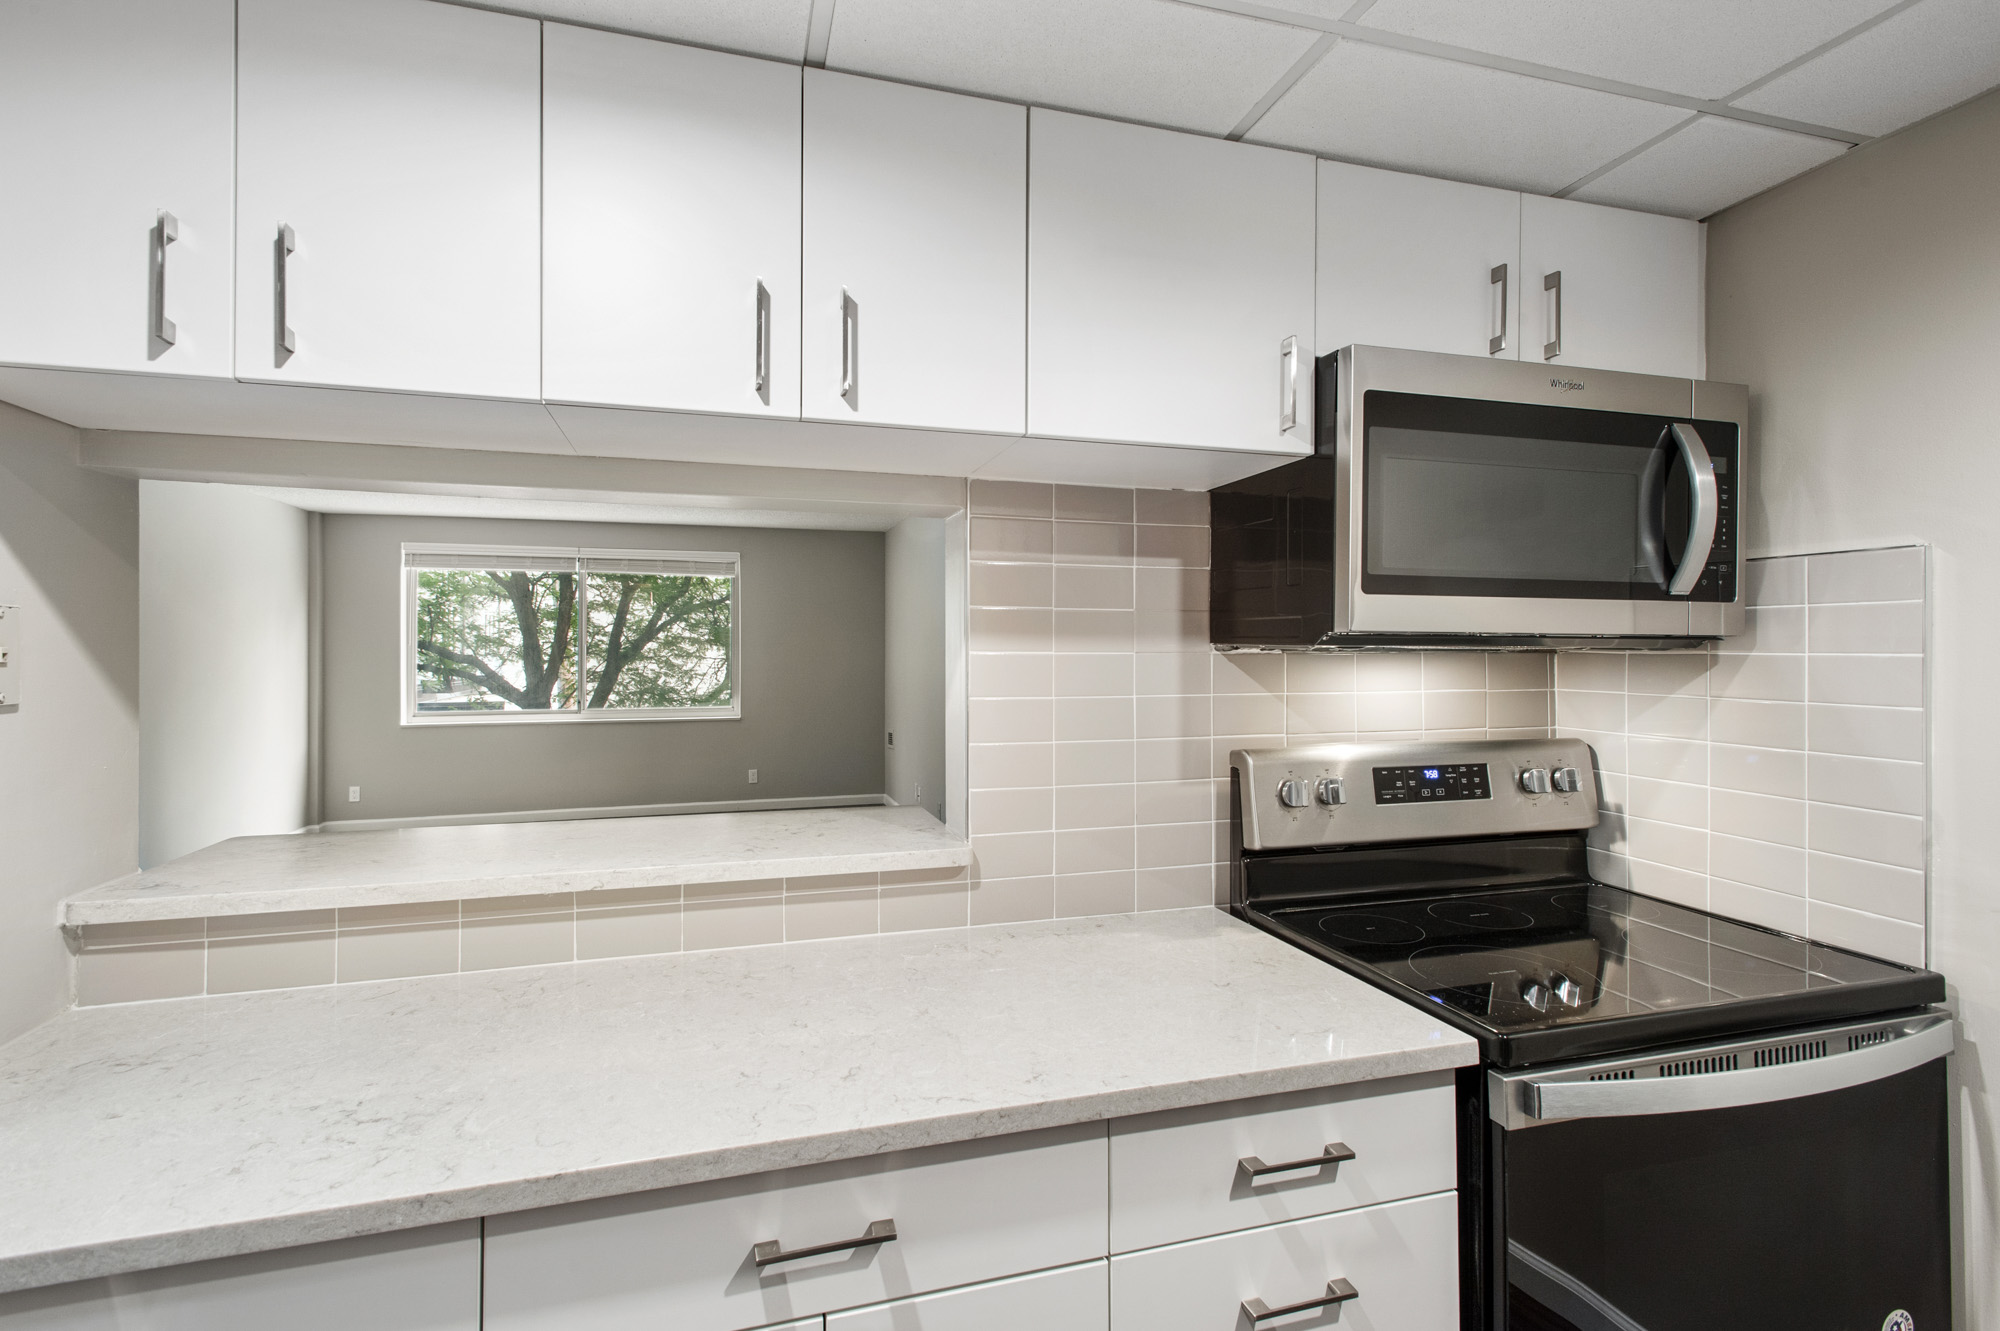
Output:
[{"xmin": 1261, "ymin": 881, "xmax": 1926, "ymax": 1042}]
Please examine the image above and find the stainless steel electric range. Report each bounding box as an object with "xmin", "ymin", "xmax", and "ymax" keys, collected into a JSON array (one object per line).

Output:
[{"xmin": 1229, "ymin": 736, "xmax": 1952, "ymax": 1331}]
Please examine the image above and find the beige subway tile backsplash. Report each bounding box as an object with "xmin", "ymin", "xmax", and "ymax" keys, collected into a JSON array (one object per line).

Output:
[{"xmin": 1553, "ymin": 547, "xmax": 1930, "ymax": 963}]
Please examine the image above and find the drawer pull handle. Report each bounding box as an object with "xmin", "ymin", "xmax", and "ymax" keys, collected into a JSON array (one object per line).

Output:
[
  {"xmin": 1242, "ymin": 1277, "xmax": 1359, "ymax": 1323},
  {"xmin": 752, "ymin": 1218, "xmax": 897, "ymax": 1268},
  {"xmin": 1237, "ymin": 1142, "xmax": 1356, "ymax": 1182}
]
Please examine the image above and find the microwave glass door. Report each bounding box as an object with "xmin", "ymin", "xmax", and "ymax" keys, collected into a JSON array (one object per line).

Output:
[
  {"xmin": 1493, "ymin": 1060, "xmax": 1948, "ymax": 1331},
  {"xmin": 1361, "ymin": 391, "xmax": 1737, "ymax": 602}
]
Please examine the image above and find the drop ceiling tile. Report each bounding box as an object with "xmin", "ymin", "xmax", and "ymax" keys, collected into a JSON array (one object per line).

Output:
[
  {"xmin": 491, "ymin": 0, "xmax": 813, "ymax": 61},
  {"xmin": 1245, "ymin": 40, "xmax": 1689, "ymax": 193},
  {"xmin": 1569, "ymin": 115, "xmax": 1848, "ymax": 219},
  {"xmin": 1734, "ymin": 0, "xmax": 2000, "ymax": 136},
  {"xmin": 823, "ymin": 0, "xmax": 1322, "ymax": 136},
  {"xmin": 1345, "ymin": 0, "xmax": 1897, "ymax": 100}
]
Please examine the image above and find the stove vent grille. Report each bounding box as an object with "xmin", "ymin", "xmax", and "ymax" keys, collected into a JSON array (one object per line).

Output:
[
  {"xmin": 1587, "ymin": 1068, "xmax": 1635, "ymax": 1081},
  {"xmin": 1658, "ymin": 1053, "xmax": 1739, "ymax": 1078},
  {"xmin": 1847, "ymin": 1028, "xmax": 1894, "ymax": 1052},
  {"xmin": 1752, "ymin": 1037, "xmax": 1828, "ymax": 1068}
]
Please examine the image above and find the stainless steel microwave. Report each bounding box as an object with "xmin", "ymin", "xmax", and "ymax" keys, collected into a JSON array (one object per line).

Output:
[{"xmin": 1210, "ymin": 344, "xmax": 1748, "ymax": 650}]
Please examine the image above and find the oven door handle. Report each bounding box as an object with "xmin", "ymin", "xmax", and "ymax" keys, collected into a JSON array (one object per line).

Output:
[
  {"xmin": 1665, "ymin": 422, "xmax": 1718, "ymax": 596},
  {"xmin": 1492, "ymin": 1014, "xmax": 1953, "ymax": 1127}
]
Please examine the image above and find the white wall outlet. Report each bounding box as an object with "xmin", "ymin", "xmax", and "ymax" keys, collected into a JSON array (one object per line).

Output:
[
  {"xmin": 348, "ymin": 786, "xmax": 361, "ymax": 803},
  {"xmin": 0, "ymin": 605, "xmax": 18, "ymax": 709},
  {"xmin": 914, "ymin": 782, "xmax": 922, "ymax": 802},
  {"xmin": 747, "ymin": 769, "xmax": 759, "ymax": 784}
]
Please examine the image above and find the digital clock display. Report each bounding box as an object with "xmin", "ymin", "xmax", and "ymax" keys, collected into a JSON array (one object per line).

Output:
[{"xmin": 1374, "ymin": 763, "xmax": 1491, "ymax": 804}]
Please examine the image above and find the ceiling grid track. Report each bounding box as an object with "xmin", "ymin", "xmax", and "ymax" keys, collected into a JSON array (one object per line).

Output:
[{"xmin": 1175, "ymin": 0, "xmax": 1881, "ymax": 148}]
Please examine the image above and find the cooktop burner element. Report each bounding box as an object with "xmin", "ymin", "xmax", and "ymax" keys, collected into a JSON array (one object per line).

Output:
[{"xmin": 1312, "ymin": 912, "xmax": 1428, "ymax": 946}]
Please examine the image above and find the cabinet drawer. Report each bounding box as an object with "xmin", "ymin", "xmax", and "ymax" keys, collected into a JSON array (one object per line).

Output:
[
  {"xmin": 827, "ymin": 1261, "xmax": 1106, "ymax": 1331},
  {"xmin": 1109, "ymin": 1071, "xmax": 1454, "ymax": 1252},
  {"xmin": 1109, "ymin": 1193, "xmax": 1457, "ymax": 1331},
  {"xmin": 483, "ymin": 1123, "xmax": 1107, "ymax": 1331}
]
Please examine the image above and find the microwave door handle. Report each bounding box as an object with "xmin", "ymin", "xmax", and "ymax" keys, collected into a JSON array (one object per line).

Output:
[{"xmin": 1666, "ymin": 422, "xmax": 1718, "ymax": 595}]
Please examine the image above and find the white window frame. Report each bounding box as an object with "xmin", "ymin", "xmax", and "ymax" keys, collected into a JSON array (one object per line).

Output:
[{"xmin": 401, "ymin": 543, "xmax": 742, "ymax": 726}]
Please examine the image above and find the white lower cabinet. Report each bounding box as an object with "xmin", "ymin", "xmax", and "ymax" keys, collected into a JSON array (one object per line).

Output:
[
  {"xmin": 828, "ymin": 1261, "xmax": 1108, "ymax": 1331},
  {"xmin": 0, "ymin": 1223, "xmax": 479, "ymax": 1331},
  {"xmin": 481, "ymin": 1123, "xmax": 1108, "ymax": 1331},
  {"xmin": 1109, "ymin": 1193, "xmax": 1458, "ymax": 1331},
  {"xmin": 1109, "ymin": 1070, "xmax": 1456, "ymax": 1253}
]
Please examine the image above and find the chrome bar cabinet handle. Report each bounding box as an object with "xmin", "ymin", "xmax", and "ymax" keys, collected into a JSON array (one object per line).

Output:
[
  {"xmin": 1237, "ymin": 1141, "xmax": 1355, "ymax": 1182},
  {"xmin": 1278, "ymin": 335, "xmax": 1300, "ymax": 433},
  {"xmin": 752, "ymin": 1218, "xmax": 896, "ymax": 1268},
  {"xmin": 754, "ymin": 279, "xmax": 771, "ymax": 400},
  {"xmin": 275, "ymin": 223, "xmax": 297, "ymax": 363},
  {"xmin": 152, "ymin": 211, "xmax": 179, "ymax": 348},
  {"xmin": 1542, "ymin": 269, "xmax": 1562, "ymax": 360},
  {"xmin": 839, "ymin": 287, "xmax": 858, "ymax": 406},
  {"xmin": 1488, "ymin": 262, "xmax": 1508, "ymax": 355},
  {"xmin": 1242, "ymin": 1277, "xmax": 1359, "ymax": 1323}
]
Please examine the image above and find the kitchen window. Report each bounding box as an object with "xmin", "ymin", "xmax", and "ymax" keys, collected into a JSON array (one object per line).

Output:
[{"xmin": 403, "ymin": 544, "xmax": 739, "ymax": 723}]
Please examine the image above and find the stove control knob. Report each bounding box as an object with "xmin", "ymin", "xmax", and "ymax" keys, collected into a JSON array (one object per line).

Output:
[
  {"xmin": 1518, "ymin": 978, "xmax": 1551, "ymax": 1012},
  {"xmin": 1552, "ymin": 766, "xmax": 1584, "ymax": 794},
  {"xmin": 1550, "ymin": 972, "xmax": 1583, "ymax": 1008},
  {"xmin": 1519, "ymin": 767, "xmax": 1552, "ymax": 795},
  {"xmin": 1315, "ymin": 777, "xmax": 1346, "ymax": 807},
  {"xmin": 1277, "ymin": 779, "xmax": 1311, "ymax": 809}
]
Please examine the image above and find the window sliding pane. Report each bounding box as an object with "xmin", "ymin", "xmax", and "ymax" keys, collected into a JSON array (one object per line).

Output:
[
  {"xmin": 414, "ymin": 568, "xmax": 580, "ymax": 712},
  {"xmin": 583, "ymin": 573, "xmax": 733, "ymax": 711}
]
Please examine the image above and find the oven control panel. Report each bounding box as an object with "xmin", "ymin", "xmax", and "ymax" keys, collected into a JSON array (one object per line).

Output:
[
  {"xmin": 1373, "ymin": 763, "xmax": 1489, "ymax": 804},
  {"xmin": 1232, "ymin": 738, "xmax": 1597, "ymax": 851}
]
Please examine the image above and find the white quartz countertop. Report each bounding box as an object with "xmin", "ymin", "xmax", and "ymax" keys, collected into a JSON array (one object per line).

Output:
[
  {"xmin": 63, "ymin": 805, "xmax": 969, "ymax": 926},
  {"xmin": 0, "ymin": 909, "xmax": 1475, "ymax": 1294}
]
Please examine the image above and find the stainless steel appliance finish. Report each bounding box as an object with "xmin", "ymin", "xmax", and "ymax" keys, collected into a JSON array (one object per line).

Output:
[
  {"xmin": 1232, "ymin": 737, "xmax": 1598, "ymax": 852},
  {"xmin": 1487, "ymin": 1009, "xmax": 1953, "ymax": 1129},
  {"xmin": 1209, "ymin": 345, "xmax": 1750, "ymax": 649},
  {"xmin": 1227, "ymin": 739, "xmax": 1951, "ymax": 1330}
]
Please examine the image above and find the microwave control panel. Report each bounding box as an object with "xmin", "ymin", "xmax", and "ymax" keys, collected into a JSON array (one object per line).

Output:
[{"xmin": 1688, "ymin": 437, "xmax": 1738, "ymax": 602}]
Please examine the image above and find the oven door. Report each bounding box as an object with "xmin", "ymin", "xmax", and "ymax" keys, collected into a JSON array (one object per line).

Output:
[
  {"xmin": 1336, "ymin": 347, "xmax": 1743, "ymax": 640},
  {"xmin": 1482, "ymin": 1013, "xmax": 1952, "ymax": 1331}
]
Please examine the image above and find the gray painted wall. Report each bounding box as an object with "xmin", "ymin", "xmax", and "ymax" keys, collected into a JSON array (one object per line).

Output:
[
  {"xmin": 140, "ymin": 482, "xmax": 310, "ymax": 866},
  {"xmin": 885, "ymin": 517, "xmax": 946, "ymax": 821},
  {"xmin": 1706, "ymin": 85, "xmax": 2000, "ymax": 1323},
  {"xmin": 320, "ymin": 514, "xmax": 886, "ymax": 823},
  {"xmin": 0, "ymin": 401, "xmax": 138, "ymax": 1042}
]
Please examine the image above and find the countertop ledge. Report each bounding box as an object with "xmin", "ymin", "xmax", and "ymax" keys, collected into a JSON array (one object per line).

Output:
[
  {"xmin": 0, "ymin": 909, "xmax": 1475, "ymax": 1294},
  {"xmin": 62, "ymin": 805, "xmax": 970, "ymax": 927}
]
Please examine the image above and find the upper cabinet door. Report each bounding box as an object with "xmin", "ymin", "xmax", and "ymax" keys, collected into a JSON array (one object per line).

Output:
[
  {"xmin": 802, "ymin": 70, "xmax": 1026, "ymax": 435},
  {"xmin": 0, "ymin": 0, "xmax": 234, "ymax": 378},
  {"xmin": 1028, "ymin": 110, "xmax": 1315, "ymax": 453},
  {"xmin": 1317, "ymin": 160, "xmax": 1522, "ymax": 362},
  {"xmin": 544, "ymin": 27, "xmax": 801, "ymax": 418},
  {"xmin": 235, "ymin": 0, "xmax": 541, "ymax": 398},
  {"xmin": 1520, "ymin": 194, "xmax": 1703, "ymax": 380}
]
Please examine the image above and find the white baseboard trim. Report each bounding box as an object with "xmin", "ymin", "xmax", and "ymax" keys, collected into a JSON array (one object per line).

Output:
[{"xmin": 311, "ymin": 792, "xmax": 889, "ymax": 834}]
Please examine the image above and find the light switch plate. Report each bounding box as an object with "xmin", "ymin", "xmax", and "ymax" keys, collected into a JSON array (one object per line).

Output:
[{"xmin": 0, "ymin": 605, "xmax": 17, "ymax": 709}]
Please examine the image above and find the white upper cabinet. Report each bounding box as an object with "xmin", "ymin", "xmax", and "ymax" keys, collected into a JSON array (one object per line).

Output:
[
  {"xmin": 1028, "ymin": 110, "xmax": 1315, "ymax": 454},
  {"xmin": 1317, "ymin": 160, "xmax": 1522, "ymax": 362},
  {"xmin": 802, "ymin": 70, "xmax": 1027, "ymax": 435},
  {"xmin": 0, "ymin": 0, "xmax": 234, "ymax": 378},
  {"xmin": 543, "ymin": 27, "xmax": 802, "ymax": 418},
  {"xmin": 234, "ymin": 0, "xmax": 541, "ymax": 398},
  {"xmin": 1520, "ymin": 194, "xmax": 1703, "ymax": 380}
]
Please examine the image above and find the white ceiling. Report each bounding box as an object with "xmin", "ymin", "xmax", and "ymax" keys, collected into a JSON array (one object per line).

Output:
[{"xmin": 471, "ymin": 0, "xmax": 2000, "ymax": 219}]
